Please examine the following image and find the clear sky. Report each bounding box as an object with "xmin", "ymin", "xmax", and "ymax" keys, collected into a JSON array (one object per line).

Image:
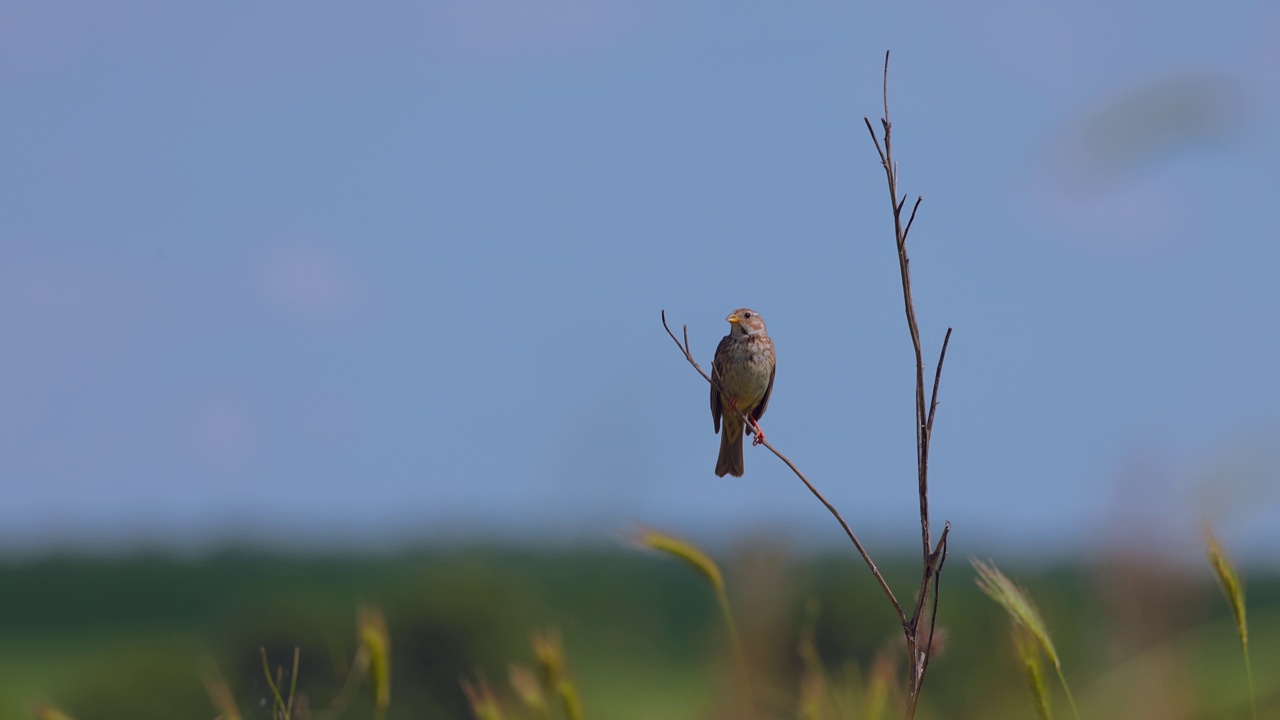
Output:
[{"xmin": 2, "ymin": 1, "xmax": 1278, "ymax": 561}]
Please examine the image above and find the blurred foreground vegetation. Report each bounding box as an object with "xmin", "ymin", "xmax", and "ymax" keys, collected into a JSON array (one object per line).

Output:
[{"xmin": 2, "ymin": 544, "xmax": 1277, "ymax": 719}]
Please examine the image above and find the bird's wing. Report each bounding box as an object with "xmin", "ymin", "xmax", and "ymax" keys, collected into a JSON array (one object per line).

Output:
[
  {"xmin": 752, "ymin": 341, "xmax": 776, "ymax": 422},
  {"xmin": 710, "ymin": 335, "xmax": 731, "ymax": 433}
]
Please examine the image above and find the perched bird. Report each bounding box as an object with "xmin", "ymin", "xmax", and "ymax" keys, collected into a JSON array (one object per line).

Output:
[{"xmin": 710, "ymin": 308, "xmax": 776, "ymax": 477}]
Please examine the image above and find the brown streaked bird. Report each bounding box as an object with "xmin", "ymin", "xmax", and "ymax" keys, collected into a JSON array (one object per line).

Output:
[{"xmin": 710, "ymin": 308, "xmax": 776, "ymax": 477}]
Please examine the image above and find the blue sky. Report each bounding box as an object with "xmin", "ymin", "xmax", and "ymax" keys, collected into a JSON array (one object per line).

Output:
[{"xmin": 2, "ymin": 1, "xmax": 1278, "ymax": 561}]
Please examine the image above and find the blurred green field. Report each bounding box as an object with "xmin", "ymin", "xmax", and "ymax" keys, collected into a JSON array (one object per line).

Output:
[{"xmin": 1, "ymin": 546, "xmax": 1276, "ymax": 719}]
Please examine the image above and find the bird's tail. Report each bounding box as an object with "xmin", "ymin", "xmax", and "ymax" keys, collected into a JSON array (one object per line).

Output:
[{"xmin": 715, "ymin": 422, "xmax": 745, "ymax": 477}]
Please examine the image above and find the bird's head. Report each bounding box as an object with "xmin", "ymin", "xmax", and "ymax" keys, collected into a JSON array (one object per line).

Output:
[{"xmin": 726, "ymin": 308, "xmax": 767, "ymax": 337}]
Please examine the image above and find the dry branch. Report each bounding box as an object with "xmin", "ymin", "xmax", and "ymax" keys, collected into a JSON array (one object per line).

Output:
[
  {"xmin": 658, "ymin": 50, "xmax": 953, "ymax": 720},
  {"xmin": 660, "ymin": 310, "xmax": 905, "ymax": 623},
  {"xmin": 862, "ymin": 51, "xmax": 954, "ymax": 716}
]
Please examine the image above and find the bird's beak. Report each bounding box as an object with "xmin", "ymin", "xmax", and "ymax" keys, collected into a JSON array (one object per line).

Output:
[{"xmin": 726, "ymin": 313, "xmax": 740, "ymax": 324}]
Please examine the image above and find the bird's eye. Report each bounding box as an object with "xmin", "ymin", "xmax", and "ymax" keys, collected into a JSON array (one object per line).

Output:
[{"xmin": 743, "ymin": 312, "xmax": 753, "ymax": 318}]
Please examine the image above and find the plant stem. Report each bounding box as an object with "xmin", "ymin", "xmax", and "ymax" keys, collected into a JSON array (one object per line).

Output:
[{"xmin": 1054, "ymin": 665, "xmax": 1081, "ymax": 720}]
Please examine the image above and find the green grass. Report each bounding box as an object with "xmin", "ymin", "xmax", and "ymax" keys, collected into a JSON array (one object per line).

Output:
[
  {"xmin": 0, "ymin": 627, "xmax": 208, "ymax": 720},
  {"xmin": 0, "ymin": 548, "xmax": 1276, "ymax": 719}
]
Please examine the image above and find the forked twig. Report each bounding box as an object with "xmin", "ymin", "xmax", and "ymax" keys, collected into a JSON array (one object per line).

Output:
[
  {"xmin": 661, "ymin": 310, "xmax": 905, "ymax": 624},
  {"xmin": 863, "ymin": 50, "xmax": 953, "ymax": 717},
  {"xmin": 920, "ymin": 521, "xmax": 950, "ymax": 680}
]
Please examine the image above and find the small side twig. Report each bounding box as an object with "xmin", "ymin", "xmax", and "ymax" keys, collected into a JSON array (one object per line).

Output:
[
  {"xmin": 903, "ymin": 197, "xmax": 923, "ymax": 243},
  {"xmin": 925, "ymin": 328, "xmax": 953, "ymax": 442}
]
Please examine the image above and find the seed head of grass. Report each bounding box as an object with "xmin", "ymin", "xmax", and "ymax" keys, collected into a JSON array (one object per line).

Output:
[
  {"xmin": 358, "ymin": 605, "xmax": 391, "ymax": 712},
  {"xmin": 1204, "ymin": 528, "xmax": 1257, "ymax": 720},
  {"xmin": 630, "ymin": 525, "xmax": 745, "ymax": 666},
  {"xmin": 462, "ymin": 674, "xmax": 505, "ymax": 720},
  {"xmin": 508, "ymin": 665, "xmax": 550, "ymax": 720},
  {"xmin": 972, "ymin": 558, "xmax": 1060, "ymax": 670},
  {"xmin": 1204, "ymin": 530, "xmax": 1247, "ymax": 648},
  {"xmin": 532, "ymin": 630, "xmax": 565, "ymax": 690},
  {"xmin": 630, "ymin": 526, "xmax": 724, "ymax": 593},
  {"xmin": 528, "ymin": 631, "xmax": 584, "ymax": 720},
  {"xmin": 974, "ymin": 558, "xmax": 1080, "ymax": 720}
]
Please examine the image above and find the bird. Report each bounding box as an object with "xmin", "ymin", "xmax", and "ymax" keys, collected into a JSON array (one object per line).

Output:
[{"xmin": 710, "ymin": 308, "xmax": 776, "ymax": 477}]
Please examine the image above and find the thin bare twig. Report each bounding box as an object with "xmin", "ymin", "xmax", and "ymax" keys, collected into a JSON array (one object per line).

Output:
[
  {"xmin": 903, "ymin": 196, "xmax": 923, "ymax": 243},
  {"xmin": 882, "ymin": 53, "xmax": 892, "ymax": 125},
  {"xmin": 865, "ymin": 117, "xmax": 886, "ymax": 162},
  {"xmin": 661, "ymin": 310, "xmax": 906, "ymax": 624},
  {"xmin": 925, "ymin": 328, "xmax": 953, "ymax": 442}
]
